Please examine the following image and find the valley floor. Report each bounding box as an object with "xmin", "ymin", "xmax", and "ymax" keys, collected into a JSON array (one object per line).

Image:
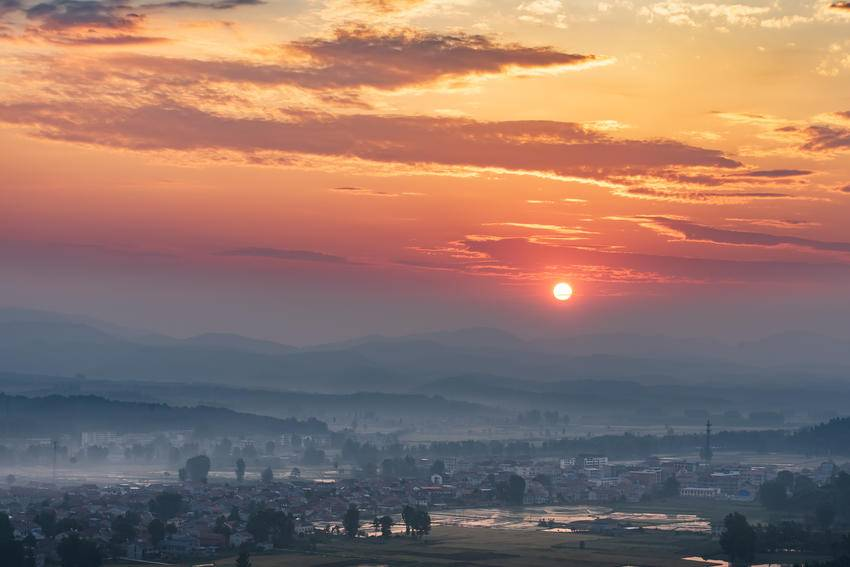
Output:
[{"xmin": 137, "ymin": 527, "xmax": 719, "ymax": 567}]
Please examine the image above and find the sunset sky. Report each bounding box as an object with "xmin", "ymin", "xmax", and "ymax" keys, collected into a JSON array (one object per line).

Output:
[{"xmin": 1, "ymin": 0, "xmax": 849, "ymax": 343}]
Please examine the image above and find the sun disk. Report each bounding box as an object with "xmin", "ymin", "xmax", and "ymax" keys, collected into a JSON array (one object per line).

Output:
[{"xmin": 553, "ymin": 282, "xmax": 573, "ymax": 301}]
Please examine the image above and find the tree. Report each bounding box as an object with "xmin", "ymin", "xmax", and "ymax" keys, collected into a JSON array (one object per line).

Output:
[
  {"xmin": 379, "ymin": 515, "xmax": 394, "ymax": 537},
  {"xmin": 236, "ymin": 458, "xmax": 246, "ymax": 482},
  {"xmin": 245, "ymin": 509, "xmax": 295, "ymax": 547},
  {"xmin": 228, "ymin": 506, "xmax": 241, "ymax": 523},
  {"xmin": 236, "ymin": 548, "xmax": 251, "ymax": 567},
  {"xmin": 214, "ymin": 515, "xmax": 232, "ymax": 538},
  {"xmin": 759, "ymin": 479, "xmax": 788, "ymax": 509},
  {"xmin": 343, "ymin": 504, "xmax": 360, "ymax": 539},
  {"xmin": 719, "ymin": 512, "xmax": 756, "ymax": 565},
  {"xmin": 261, "ymin": 466, "xmax": 274, "ymax": 484},
  {"xmin": 776, "ymin": 470, "xmax": 795, "ymax": 488},
  {"xmin": 147, "ymin": 519, "xmax": 166, "ymax": 547},
  {"xmin": 503, "ymin": 474, "xmax": 526, "ymax": 505},
  {"xmin": 0, "ymin": 512, "xmax": 24, "ymax": 567},
  {"xmin": 111, "ymin": 511, "xmax": 140, "ymax": 544},
  {"xmin": 402, "ymin": 505, "xmax": 415, "ymax": 535},
  {"xmin": 185, "ymin": 455, "xmax": 211, "ymax": 483},
  {"xmin": 302, "ymin": 447, "xmax": 326, "ymax": 465},
  {"xmin": 246, "ymin": 510, "xmax": 273, "ymax": 542},
  {"xmin": 149, "ymin": 492, "xmax": 184, "ymax": 521},
  {"xmin": 361, "ymin": 461, "xmax": 378, "ymax": 477},
  {"xmin": 34, "ymin": 509, "xmax": 58, "ymax": 537},
  {"xmin": 659, "ymin": 476, "xmax": 680, "ymax": 498},
  {"xmin": 57, "ymin": 533, "xmax": 102, "ymax": 567},
  {"xmin": 430, "ymin": 460, "xmax": 446, "ymax": 476},
  {"xmin": 410, "ymin": 509, "xmax": 431, "ymax": 539},
  {"xmin": 178, "ymin": 467, "xmax": 188, "ymax": 482},
  {"xmin": 816, "ymin": 501, "xmax": 836, "ymax": 532}
]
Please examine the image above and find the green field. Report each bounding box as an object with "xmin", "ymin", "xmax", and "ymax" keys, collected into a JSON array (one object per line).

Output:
[
  {"xmin": 134, "ymin": 527, "xmax": 718, "ymax": 567},
  {"xmin": 109, "ymin": 500, "xmax": 819, "ymax": 567}
]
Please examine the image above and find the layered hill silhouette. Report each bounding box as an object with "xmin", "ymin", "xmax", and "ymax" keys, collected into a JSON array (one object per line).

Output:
[{"xmin": 2, "ymin": 307, "xmax": 850, "ymax": 397}]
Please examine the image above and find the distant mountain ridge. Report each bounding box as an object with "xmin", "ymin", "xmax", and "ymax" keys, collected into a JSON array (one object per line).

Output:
[
  {"xmin": 0, "ymin": 393, "xmax": 327, "ymax": 437},
  {"xmin": 1, "ymin": 307, "xmax": 850, "ymax": 395}
]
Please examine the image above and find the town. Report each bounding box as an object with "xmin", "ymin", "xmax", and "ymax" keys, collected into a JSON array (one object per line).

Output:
[{"xmin": 2, "ymin": 421, "xmax": 847, "ymax": 565}]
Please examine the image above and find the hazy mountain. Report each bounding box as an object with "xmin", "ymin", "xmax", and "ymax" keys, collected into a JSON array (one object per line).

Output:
[
  {"xmin": 87, "ymin": 346, "xmax": 395, "ymax": 391},
  {"xmin": 532, "ymin": 332, "xmax": 729, "ymax": 359},
  {"xmin": 179, "ymin": 332, "xmax": 297, "ymax": 356},
  {"xmin": 406, "ymin": 327, "xmax": 526, "ymax": 351},
  {"xmin": 0, "ymin": 307, "xmax": 149, "ymax": 338},
  {"xmin": 0, "ymin": 393, "xmax": 327, "ymax": 437},
  {"xmin": 308, "ymin": 327, "xmax": 524, "ymax": 353},
  {"xmin": 2, "ymin": 308, "xmax": 850, "ymax": 397},
  {"xmin": 418, "ymin": 374, "xmax": 732, "ymax": 413},
  {"xmin": 0, "ymin": 372, "xmax": 493, "ymax": 420},
  {"xmin": 736, "ymin": 331, "xmax": 850, "ymax": 368}
]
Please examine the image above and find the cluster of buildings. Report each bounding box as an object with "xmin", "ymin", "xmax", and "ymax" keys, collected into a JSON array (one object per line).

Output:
[{"xmin": 2, "ymin": 426, "xmax": 848, "ymax": 564}]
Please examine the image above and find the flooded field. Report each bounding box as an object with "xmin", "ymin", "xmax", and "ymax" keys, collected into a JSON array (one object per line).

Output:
[
  {"xmin": 430, "ymin": 505, "xmax": 712, "ymax": 533},
  {"xmin": 683, "ymin": 558, "xmax": 788, "ymax": 567},
  {"xmin": 0, "ymin": 463, "xmax": 341, "ymax": 487}
]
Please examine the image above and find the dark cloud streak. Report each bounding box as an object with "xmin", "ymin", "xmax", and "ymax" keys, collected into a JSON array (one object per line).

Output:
[
  {"xmin": 217, "ymin": 247, "xmax": 352, "ymax": 264},
  {"xmin": 108, "ymin": 27, "xmax": 598, "ymax": 91},
  {"xmin": 636, "ymin": 216, "xmax": 850, "ymax": 254},
  {"xmin": 0, "ymin": 102, "xmax": 741, "ymax": 178}
]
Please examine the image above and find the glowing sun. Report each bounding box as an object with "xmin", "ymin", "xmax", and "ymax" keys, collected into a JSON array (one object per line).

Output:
[{"xmin": 553, "ymin": 282, "xmax": 573, "ymax": 301}]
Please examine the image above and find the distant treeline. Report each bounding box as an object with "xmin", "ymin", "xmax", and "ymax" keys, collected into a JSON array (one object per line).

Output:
[
  {"xmin": 0, "ymin": 393, "xmax": 327, "ymax": 437},
  {"xmin": 336, "ymin": 418, "xmax": 850, "ymax": 465}
]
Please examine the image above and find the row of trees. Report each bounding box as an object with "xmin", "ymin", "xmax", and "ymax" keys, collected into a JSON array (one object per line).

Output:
[
  {"xmin": 517, "ymin": 410, "xmax": 570, "ymax": 426},
  {"xmin": 720, "ymin": 512, "xmax": 850, "ymax": 565},
  {"xmin": 241, "ymin": 503, "xmax": 431, "ymax": 547},
  {"xmin": 759, "ymin": 471, "xmax": 850, "ymax": 530},
  {"xmin": 176, "ymin": 454, "xmax": 315, "ymax": 485},
  {"xmin": 338, "ymin": 418, "xmax": 850, "ymax": 465}
]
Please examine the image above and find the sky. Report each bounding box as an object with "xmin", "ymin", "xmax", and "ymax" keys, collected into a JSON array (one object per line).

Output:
[{"xmin": 1, "ymin": 0, "xmax": 849, "ymax": 344}]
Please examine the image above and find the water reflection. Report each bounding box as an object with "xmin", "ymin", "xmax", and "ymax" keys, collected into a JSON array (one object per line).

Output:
[
  {"xmin": 430, "ymin": 506, "xmax": 711, "ymax": 533},
  {"xmin": 683, "ymin": 557, "xmax": 788, "ymax": 567}
]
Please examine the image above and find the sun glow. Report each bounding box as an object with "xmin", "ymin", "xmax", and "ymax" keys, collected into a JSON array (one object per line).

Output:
[{"xmin": 553, "ymin": 282, "xmax": 573, "ymax": 301}]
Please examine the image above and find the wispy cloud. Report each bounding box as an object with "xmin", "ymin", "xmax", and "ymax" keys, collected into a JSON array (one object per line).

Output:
[
  {"xmin": 639, "ymin": 2, "xmax": 770, "ymax": 28},
  {"xmin": 484, "ymin": 222, "xmax": 594, "ymax": 236},
  {"xmin": 141, "ymin": 0, "xmax": 264, "ymax": 10},
  {"xmin": 217, "ymin": 247, "xmax": 352, "ymax": 264},
  {"xmin": 622, "ymin": 216, "xmax": 850, "ymax": 254},
  {"xmin": 725, "ymin": 218, "xmax": 820, "ymax": 229},
  {"xmin": 612, "ymin": 186, "xmax": 795, "ymax": 203},
  {"xmin": 330, "ymin": 186, "xmax": 420, "ymax": 197},
  {"xmin": 459, "ymin": 237, "xmax": 850, "ymax": 285},
  {"xmin": 733, "ymin": 169, "xmax": 813, "ymax": 178}
]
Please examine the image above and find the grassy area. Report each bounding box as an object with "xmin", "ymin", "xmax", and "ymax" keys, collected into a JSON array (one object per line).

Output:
[
  {"xmin": 108, "ymin": 500, "xmax": 818, "ymax": 567},
  {"xmin": 128, "ymin": 527, "xmax": 718, "ymax": 567}
]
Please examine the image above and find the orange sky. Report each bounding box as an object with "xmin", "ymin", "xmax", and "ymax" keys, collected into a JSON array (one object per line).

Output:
[{"xmin": 1, "ymin": 0, "xmax": 849, "ymax": 342}]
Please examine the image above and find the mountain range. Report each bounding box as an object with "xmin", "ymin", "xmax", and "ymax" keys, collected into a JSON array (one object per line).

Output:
[{"xmin": 2, "ymin": 307, "xmax": 850, "ymax": 420}]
